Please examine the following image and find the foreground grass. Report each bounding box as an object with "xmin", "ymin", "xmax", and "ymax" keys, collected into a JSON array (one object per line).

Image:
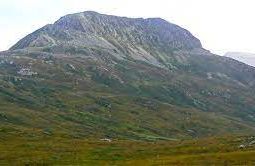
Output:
[{"xmin": 0, "ymin": 135, "xmax": 255, "ymax": 165}]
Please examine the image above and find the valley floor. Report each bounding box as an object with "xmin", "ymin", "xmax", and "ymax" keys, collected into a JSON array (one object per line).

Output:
[{"xmin": 1, "ymin": 135, "xmax": 255, "ymax": 165}]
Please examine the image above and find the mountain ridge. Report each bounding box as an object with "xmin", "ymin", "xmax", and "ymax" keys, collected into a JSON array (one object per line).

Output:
[{"xmin": 225, "ymin": 52, "xmax": 255, "ymax": 67}]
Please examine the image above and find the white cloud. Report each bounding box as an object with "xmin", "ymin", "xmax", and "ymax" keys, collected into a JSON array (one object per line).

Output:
[{"xmin": 1, "ymin": 0, "xmax": 255, "ymax": 55}]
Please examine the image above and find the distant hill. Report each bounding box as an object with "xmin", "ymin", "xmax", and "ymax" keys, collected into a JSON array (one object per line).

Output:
[
  {"xmin": 0, "ymin": 11, "xmax": 255, "ymax": 140},
  {"xmin": 225, "ymin": 52, "xmax": 255, "ymax": 67}
]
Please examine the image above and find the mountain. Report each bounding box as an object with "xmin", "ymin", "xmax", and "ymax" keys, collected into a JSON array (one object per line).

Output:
[
  {"xmin": 225, "ymin": 52, "xmax": 255, "ymax": 67},
  {"xmin": 1, "ymin": 11, "xmax": 255, "ymax": 142}
]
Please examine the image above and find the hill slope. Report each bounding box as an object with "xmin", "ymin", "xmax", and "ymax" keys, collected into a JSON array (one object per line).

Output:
[
  {"xmin": 0, "ymin": 11, "xmax": 255, "ymax": 140},
  {"xmin": 225, "ymin": 52, "xmax": 255, "ymax": 67}
]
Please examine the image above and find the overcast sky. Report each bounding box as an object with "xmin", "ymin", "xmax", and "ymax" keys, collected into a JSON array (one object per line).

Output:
[{"xmin": 1, "ymin": 0, "xmax": 255, "ymax": 55}]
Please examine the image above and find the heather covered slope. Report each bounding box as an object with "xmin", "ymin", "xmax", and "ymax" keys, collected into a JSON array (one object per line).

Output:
[{"xmin": 1, "ymin": 11, "xmax": 255, "ymax": 141}]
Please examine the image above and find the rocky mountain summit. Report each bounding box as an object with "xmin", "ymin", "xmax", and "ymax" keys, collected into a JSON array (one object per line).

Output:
[
  {"xmin": 10, "ymin": 11, "xmax": 204, "ymax": 67},
  {"xmin": 11, "ymin": 11, "xmax": 202, "ymax": 50},
  {"xmin": 1, "ymin": 11, "xmax": 255, "ymax": 140}
]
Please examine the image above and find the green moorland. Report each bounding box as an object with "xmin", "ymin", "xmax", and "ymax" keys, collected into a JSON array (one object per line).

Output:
[{"xmin": 1, "ymin": 134, "xmax": 255, "ymax": 165}]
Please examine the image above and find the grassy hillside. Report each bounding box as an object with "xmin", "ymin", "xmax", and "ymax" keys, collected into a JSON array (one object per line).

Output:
[{"xmin": 1, "ymin": 51, "xmax": 255, "ymax": 141}]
